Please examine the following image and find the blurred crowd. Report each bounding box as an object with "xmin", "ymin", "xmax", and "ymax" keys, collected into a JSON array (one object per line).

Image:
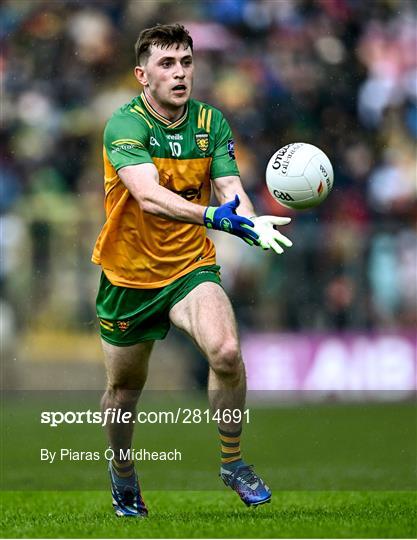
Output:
[{"xmin": 1, "ymin": 0, "xmax": 416, "ymax": 340}]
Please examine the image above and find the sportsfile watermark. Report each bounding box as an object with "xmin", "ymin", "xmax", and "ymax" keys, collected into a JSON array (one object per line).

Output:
[
  {"xmin": 40, "ymin": 408, "xmax": 250, "ymax": 427},
  {"xmin": 2, "ymin": 390, "xmax": 416, "ymax": 491}
]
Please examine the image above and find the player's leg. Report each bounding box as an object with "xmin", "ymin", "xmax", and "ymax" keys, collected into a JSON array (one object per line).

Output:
[
  {"xmin": 169, "ymin": 282, "xmax": 271, "ymax": 506},
  {"xmin": 96, "ymin": 269, "xmax": 173, "ymax": 516},
  {"xmin": 101, "ymin": 339, "xmax": 153, "ymax": 457},
  {"xmin": 170, "ymin": 281, "xmax": 245, "ymax": 426},
  {"xmin": 101, "ymin": 339, "xmax": 153, "ymax": 517}
]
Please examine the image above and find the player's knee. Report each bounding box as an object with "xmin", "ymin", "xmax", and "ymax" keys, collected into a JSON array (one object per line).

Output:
[
  {"xmin": 211, "ymin": 340, "xmax": 242, "ymax": 380},
  {"xmin": 105, "ymin": 383, "xmax": 140, "ymax": 407}
]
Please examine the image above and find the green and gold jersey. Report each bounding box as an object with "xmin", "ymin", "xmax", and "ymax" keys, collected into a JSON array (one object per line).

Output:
[{"xmin": 92, "ymin": 92, "xmax": 239, "ymax": 289}]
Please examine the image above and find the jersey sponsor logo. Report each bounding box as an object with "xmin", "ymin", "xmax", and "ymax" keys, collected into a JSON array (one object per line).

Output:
[
  {"xmin": 150, "ymin": 136, "xmax": 160, "ymax": 146},
  {"xmin": 116, "ymin": 320, "xmax": 130, "ymax": 332},
  {"xmin": 159, "ymin": 170, "xmax": 204, "ymax": 201},
  {"xmin": 111, "ymin": 139, "xmax": 144, "ymax": 152},
  {"xmin": 227, "ymin": 139, "xmax": 236, "ymax": 160},
  {"xmin": 195, "ymin": 133, "xmax": 209, "ymax": 152},
  {"xmin": 172, "ymin": 182, "xmax": 203, "ymax": 201},
  {"xmin": 112, "ymin": 145, "xmax": 137, "ymax": 152},
  {"xmin": 166, "ymin": 134, "xmax": 183, "ymax": 141}
]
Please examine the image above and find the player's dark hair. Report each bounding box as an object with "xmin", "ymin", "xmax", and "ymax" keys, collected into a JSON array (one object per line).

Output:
[{"xmin": 135, "ymin": 23, "xmax": 193, "ymax": 65}]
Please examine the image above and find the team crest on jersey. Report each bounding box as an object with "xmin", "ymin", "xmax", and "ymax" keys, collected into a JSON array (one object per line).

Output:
[
  {"xmin": 195, "ymin": 133, "xmax": 209, "ymax": 152},
  {"xmin": 116, "ymin": 320, "xmax": 130, "ymax": 332}
]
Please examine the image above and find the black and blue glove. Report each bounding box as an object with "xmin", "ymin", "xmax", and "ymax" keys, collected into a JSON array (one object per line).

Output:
[{"xmin": 204, "ymin": 194, "xmax": 259, "ymax": 245}]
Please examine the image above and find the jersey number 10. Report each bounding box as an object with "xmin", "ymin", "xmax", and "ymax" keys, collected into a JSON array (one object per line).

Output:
[{"xmin": 169, "ymin": 142, "xmax": 182, "ymax": 157}]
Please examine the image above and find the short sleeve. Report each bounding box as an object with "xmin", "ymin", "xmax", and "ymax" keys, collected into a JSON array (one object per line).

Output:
[
  {"xmin": 210, "ymin": 114, "xmax": 240, "ymax": 179},
  {"xmin": 104, "ymin": 113, "xmax": 154, "ymax": 171}
]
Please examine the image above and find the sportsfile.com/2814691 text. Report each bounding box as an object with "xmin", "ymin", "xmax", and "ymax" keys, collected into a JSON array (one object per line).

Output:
[{"xmin": 40, "ymin": 408, "xmax": 250, "ymax": 427}]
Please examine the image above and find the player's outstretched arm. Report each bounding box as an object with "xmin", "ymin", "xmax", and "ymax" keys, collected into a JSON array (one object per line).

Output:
[
  {"xmin": 212, "ymin": 175, "xmax": 293, "ymax": 254},
  {"xmin": 118, "ymin": 163, "xmax": 258, "ymax": 244},
  {"xmin": 119, "ymin": 163, "xmax": 205, "ymax": 224}
]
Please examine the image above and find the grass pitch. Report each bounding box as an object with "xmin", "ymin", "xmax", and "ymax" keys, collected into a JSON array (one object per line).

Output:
[
  {"xmin": 1, "ymin": 490, "xmax": 416, "ymax": 538},
  {"xmin": 2, "ymin": 398, "xmax": 416, "ymax": 537}
]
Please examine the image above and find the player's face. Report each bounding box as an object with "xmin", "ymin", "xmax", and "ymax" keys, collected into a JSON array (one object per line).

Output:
[{"xmin": 136, "ymin": 45, "xmax": 193, "ymax": 111}]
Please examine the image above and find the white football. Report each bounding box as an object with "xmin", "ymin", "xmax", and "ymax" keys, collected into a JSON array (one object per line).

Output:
[{"xmin": 266, "ymin": 142, "xmax": 334, "ymax": 209}]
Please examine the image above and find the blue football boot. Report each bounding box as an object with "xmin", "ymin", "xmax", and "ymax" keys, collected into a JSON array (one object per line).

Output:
[
  {"xmin": 220, "ymin": 463, "xmax": 271, "ymax": 507},
  {"xmin": 108, "ymin": 461, "xmax": 148, "ymax": 517}
]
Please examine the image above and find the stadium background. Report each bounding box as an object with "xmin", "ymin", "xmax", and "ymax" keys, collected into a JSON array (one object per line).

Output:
[{"xmin": 1, "ymin": 0, "xmax": 416, "ymax": 393}]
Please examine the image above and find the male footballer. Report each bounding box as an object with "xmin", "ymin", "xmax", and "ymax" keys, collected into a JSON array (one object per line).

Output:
[{"xmin": 92, "ymin": 23, "xmax": 292, "ymax": 517}]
